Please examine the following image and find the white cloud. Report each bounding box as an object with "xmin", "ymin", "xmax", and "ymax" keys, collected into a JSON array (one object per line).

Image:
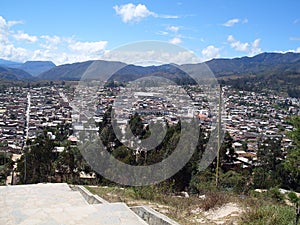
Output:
[
  {"xmin": 168, "ymin": 37, "xmax": 182, "ymax": 45},
  {"xmin": 32, "ymin": 38, "xmax": 108, "ymax": 65},
  {"xmin": 167, "ymin": 25, "xmax": 179, "ymax": 33},
  {"xmin": 13, "ymin": 31, "xmax": 38, "ymax": 43},
  {"xmin": 102, "ymin": 49, "xmax": 200, "ymax": 65},
  {"xmin": 30, "ymin": 38, "xmax": 108, "ymax": 65},
  {"xmin": 113, "ymin": 3, "xmax": 155, "ymax": 23},
  {"xmin": 160, "ymin": 15, "xmax": 179, "ymax": 19},
  {"xmin": 69, "ymin": 41, "xmax": 107, "ymax": 54},
  {"xmin": 32, "ymin": 49, "xmax": 70, "ymax": 65},
  {"xmin": 201, "ymin": 45, "xmax": 220, "ymax": 61},
  {"xmin": 273, "ymin": 48, "xmax": 300, "ymax": 54},
  {"xmin": 290, "ymin": 37, "xmax": 300, "ymax": 41},
  {"xmin": 227, "ymin": 35, "xmax": 261, "ymax": 56},
  {"xmin": 242, "ymin": 18, "xmax": 248, "ymax": 24},
  {"xmin": 250, "ymin": 38, "xmax": 261, "ymax": 55},
  {"xmin": 0, "ymin": 16, "xmax": 110, "ymax": 64},
  {"xmin": 157, "ymin": 31, "xmax": 168, "ymax": 36},
  {"xmin": 0, "ymin": 16, "xmax": 10, "ymax": 43},
  {"xmin": 223, "ymin": 18, "xmax": 248, "ymax": 27},
  {"xmin": 0, "ymin": 16, "xmax": 31, "ymax": 61},
  {"xmin": 227, "ymin": 35, "xmax": 249, "ymax": 52},
  {"xmin": 0, "ymin": 42, "xmax": 29, "ymax": 62},
  {"xmin": 40, "ymin": 35, "xmax": 62, "ymax": 50},
  {"xmin": 165, "ymin": 26, "xmax": 182, "ymax": 44},
  {"xmin": 113, "ymin": 3, "xmax": 178, "ymax": 23},
  {"xmin": 223, "ymin": 18, "xmax": 240, "ymax": 27},
  {"xmin": 41, "ymin": 35, "xmax": 61, "ymax": 44}
]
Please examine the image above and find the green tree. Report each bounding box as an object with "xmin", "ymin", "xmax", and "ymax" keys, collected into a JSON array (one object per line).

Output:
[
  {"xmin": 253, "ymin": 136, "xmax": 283, "ymax": 188},
  {"xmin": 284, "ymin": 116, "xmax": 300, "ymax": 191},
  {"xmin": 288, "ymin": 191, "xmax": 300, "ymax": 225},
  {"xmin": 112, "ymin": 146, "xmax": 135, "ymax": 165},
  {"xmin": 54, "ymin": 145, "xmax": 84, "ymax": 183},
  {"xmin": 17, "ymin": 135, "xmax": 56, "ymax": 184}
]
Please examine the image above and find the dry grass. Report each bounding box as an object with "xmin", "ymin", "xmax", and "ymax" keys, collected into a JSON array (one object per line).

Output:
[
  {"xmin": 200, "ymin": 191, "xmax": 232, "ymax": 211},
  {"xmin": 85, "ymin": 186, "xmax": 239, "ymax": 224}
]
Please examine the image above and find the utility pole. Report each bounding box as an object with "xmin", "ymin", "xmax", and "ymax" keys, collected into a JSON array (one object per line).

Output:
[
  {"xmin": 216, "ymin": 85, "xmax": 222, "ymax": 188},
  {"xmin": 24, "ymin": 147, "xmax": 27, "ymax": 184}
]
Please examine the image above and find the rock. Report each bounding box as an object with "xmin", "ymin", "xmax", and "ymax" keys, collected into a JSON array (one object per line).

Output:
[
  {"xmin": 180, "ymin": 191, "xmax": 189, "ymax": 198},
  {"xmin": 199, "ymin": 194, "xmax": 206, "ymax": 199}
]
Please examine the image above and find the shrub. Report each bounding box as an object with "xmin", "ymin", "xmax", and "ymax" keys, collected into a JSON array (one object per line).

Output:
[
  {"xmin": 267, "ymin": 187, "xmax": 285, "ymax": 203},
  {"xmin": 241, "ymin": 204, "xmax": 294, "ymax": 225},
  {"xmin": 200, "ymin": 191, "xmax": 230, "ymax": 211}
]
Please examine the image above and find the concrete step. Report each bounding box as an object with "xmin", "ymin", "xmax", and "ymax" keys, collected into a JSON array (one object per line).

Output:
[
  {"xmin": 0, "ymin": 184, "xmax": 147, "ymax": 225},
  {"xmin": 93, "ymin": 203, "xmax": 148, "ymax": 225},
  {"xmin": 0, "ymin": 203, "xmax": 147, "ymax": 225},
  {"xmin": 0, "ymin": 185, "xmax": 88, "ymax": 209}
]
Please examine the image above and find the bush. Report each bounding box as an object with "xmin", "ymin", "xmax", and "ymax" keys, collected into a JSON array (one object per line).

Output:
[
  {"xmin": 219, "ymin": 170, "xmax": 248, "ymax": 193},
  {"xmin": 241, "ymin": 204, "xmax": 294, "ymax": 225},
  {"xmin": 248, "ymin": 187, "xmax": 285, "ymax": 204},
  {"xmin": 200, "ymin": 191, "xmax": 230, "ymax": 211},
  {"xmin": 267, "ymin": 187, "xmax": 285, "ymax": 203},
  {"xmin": 133, "ymin": 186, "xmax": 158, "ymax": 201},
  {"xmin": 189, "ymin": 170, "xmax": 216, "ymax": 194}
]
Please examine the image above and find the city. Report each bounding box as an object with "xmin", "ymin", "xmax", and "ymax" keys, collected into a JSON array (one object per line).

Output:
[{"xmin": 1, "ymin": 1, "xmax": 300, "ymax": 224}]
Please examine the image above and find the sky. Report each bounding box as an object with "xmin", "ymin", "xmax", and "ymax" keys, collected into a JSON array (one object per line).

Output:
[{"xmin": 0, "ymin": 0, "xmax": 300, "ymax": 65}]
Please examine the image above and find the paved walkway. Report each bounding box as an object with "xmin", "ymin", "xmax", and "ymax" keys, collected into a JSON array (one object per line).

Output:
[{"xmin": 0, "ymin": 183, "xmax": 147, "ymax": 225}]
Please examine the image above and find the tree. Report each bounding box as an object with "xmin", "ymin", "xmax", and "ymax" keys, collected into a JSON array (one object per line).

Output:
[
  {"xmin": 220, "ymin": 131, "xmax": 235, "ymax": 163},
  {"xmin": 54, "ymin": 145, "xmax": 84, "ymax": 183},
  {"xmin": 129, "ymin": 113, "xmax": 146, "ymax": 139},
  {"xmin": 112, "ymin": 146, "xmax": 136, "ymax": 165},
  {"xmin": 284, "ymin": 116, "xmax": 300, "ymax": 191},
  {"xmin": 17, "ymin": 135, "xmax": 56, "ymax": 184},
  {"xmin": 288, "ymin": 191, "xmax": 300, "ymax": 225},
  {"xmin": 253, "ymin": 136, "xmax": 283, "ymax": 188}
]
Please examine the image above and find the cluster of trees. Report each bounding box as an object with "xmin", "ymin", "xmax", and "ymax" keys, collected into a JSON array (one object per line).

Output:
[
  {"xmin": 16, "ymin": 123, "xmax": 93, "ymax": 184},
  {"xmin": 220, "ymin": 73, "xmax": 300, "ymax": 98},
  {"xmin": 195, "ymin": 115, "xmax": 300, "ymax": 194},
  {"xmin": 97, "ymin": 107, "xmax": 207, "ymax": 190},
  {"xmin": 14, "ymin": 107, "xmax": 300, "ymax": 197},
  {"xmin": 97, "ymin": 108, "xmax": 300, "ymax": 194},
  {"xmin": 0, "ymin": 152, "xmax": 13, "ymax": 185}
]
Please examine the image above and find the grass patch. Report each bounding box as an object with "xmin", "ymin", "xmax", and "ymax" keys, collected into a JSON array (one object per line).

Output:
[
  {"xmin": 201, "ymin": 191, "xmax": 232, "ymax": 211},
  {"xmin": 86, "ymin": 185, "xmax": 299, "ymax": 225},
  {"xmin": 85, "ymin": 185, "xmax": 236, "ymax": 225},
  {"xmin": 240, "ymin": 204, "xmax": 295, "ymax": 225}
]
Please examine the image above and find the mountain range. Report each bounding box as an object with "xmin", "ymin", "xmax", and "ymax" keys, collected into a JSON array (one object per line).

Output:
[
  {"xmin": 0, "ymin": 60, "xmax": 56, "ymax": 80},
  {"xmin": 1, "ymin": 52, "xmax": 300, "ymax": 83}
]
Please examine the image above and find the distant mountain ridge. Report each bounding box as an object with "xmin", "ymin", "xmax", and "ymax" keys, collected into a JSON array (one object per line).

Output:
[
  {"xmin": 1, "ymin": 52, "xmax": 300, "ymax": 82},
  {"xmin": 109, "ymin": 64, "xmax": 196, "ymax": 84},
  {"xmin": 205, "ymin": 52, "xmax": 300, "ymax": 77},
  {"xmin": 38, "ymin": 61, "xmax": 94, "ymax": 80},
  {"xmin": 0, "ymin": 66, "xmax": 34, "ymax": 81},
  {"xmin": 0, "ymin": 59, "xmax": 23, "ymax": 68},
  {"xmin": 0, "ymin": 59, "xmax": 56, "ymax": 77},
  {"xmin": 36, "ymin": 52, "xmax": 300, "ymax": 81},
  {"xmin": 19, "ymin": 61, "xmax": 56, "ymax": 76},
  {"xmin": 38, "ymin": 60, "xmax": 128, "ymax": 81},
  {"xmin": 179, "ymin": 52, "xmax": 300, "ymax": 79}
]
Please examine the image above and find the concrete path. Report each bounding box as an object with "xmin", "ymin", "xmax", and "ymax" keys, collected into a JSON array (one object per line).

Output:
[{"xmin": 0, "ymin": 183, "xmax": 147, "ymax": 225}]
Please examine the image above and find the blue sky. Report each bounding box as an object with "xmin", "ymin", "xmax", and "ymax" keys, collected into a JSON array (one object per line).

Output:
[{"xmin": 1, "ymin": 0, "xmax": 300, "ymax": 65}]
